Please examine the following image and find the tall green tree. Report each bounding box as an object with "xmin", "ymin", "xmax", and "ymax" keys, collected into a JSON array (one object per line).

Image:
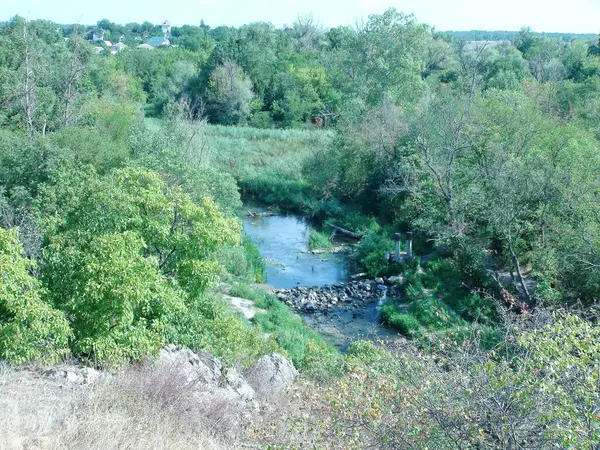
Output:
[{"xmin": 206, "ymin": 60, "xmax": 253, "ymax": 124}]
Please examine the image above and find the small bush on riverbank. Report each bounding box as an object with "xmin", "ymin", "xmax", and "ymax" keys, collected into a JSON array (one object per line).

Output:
[
  {"xmin": 217, "ymin": 235, "xmax": 266, "ymax": 283},
  {"xmin": 308, "ymin": 229, "xmax": 333, "ymax": 252},
  {"xmin": 355, "ymin": 231, "xmax": 394, "ymax": 277},
  {"xmin": 165, "ymin": 294, "xmax": 279, "ymax": 367},
  {"xmin": 381, "ymin": 302, "xmax": 420, "ymax": 335}
]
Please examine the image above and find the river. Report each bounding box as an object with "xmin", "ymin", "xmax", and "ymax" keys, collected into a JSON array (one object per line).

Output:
[{"xmin": 242, "ymin": 209, "xmax": 401, "ymax": 349}]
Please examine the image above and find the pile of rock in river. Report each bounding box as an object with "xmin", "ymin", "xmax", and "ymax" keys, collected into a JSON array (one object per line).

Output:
[{"xmin": 274, "ymin": 278, "xmax": 403, "ymax": 313}]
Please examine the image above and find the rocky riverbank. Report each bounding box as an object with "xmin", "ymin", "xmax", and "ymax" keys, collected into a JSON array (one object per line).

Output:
[
  {"xmin": 272, "ymin": 278, "xmax": 405, "ymax": 349},
  {"xmin": 274, "ymin": 278, "xmax": 403, "ymax": 314}
]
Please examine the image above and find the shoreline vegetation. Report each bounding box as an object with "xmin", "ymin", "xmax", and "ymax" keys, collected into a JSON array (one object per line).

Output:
[{"xmin": 1, "ymin": 10, "xmax": 600, "ymax": 448}]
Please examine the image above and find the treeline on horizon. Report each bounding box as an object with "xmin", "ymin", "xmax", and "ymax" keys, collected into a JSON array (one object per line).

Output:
[
  {"xmin": 3, "ymin": 12, "xmax": 598, "ymax": 127},
  {"xmin": 441, "ymin": 29, "xmax": 598, "ymax": 42}
]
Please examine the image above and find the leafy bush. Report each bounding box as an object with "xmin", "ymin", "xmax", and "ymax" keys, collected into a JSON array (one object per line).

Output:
[
  {"xmin": 217, "ymin": 235, "xmax": 265, "ymax": 283},
  {"xmin": 0, "ymin": 228, "xmax": 71, "ymax": 364},
  {"xmin": 44, "ymin": 232, "xmax": 186, "ymax": 366},
  {"xmin": 407, "ymin": 284, "xmax": 463, "ymax": 330},
  {"xmin": 308, "ymin": 229, "xmax": 333, "ymax": 252},
  {"xmin": 165, "ymin": 294, "xmax": 279, "ymax": 367},
  {"xmin": 380, "ymin": 301, "xmax": 420, "ymax": 336},
  {"xmin": 309, "ymin": 198, "xmax": 344, "ymax": 223},
  {"xmin": 355, "ymin": 231, "xmax": 395, "ymax": 277},
  {"xmin": 38, "ymin": 167, "xmax": 241, "ymax": 365},
  {"xmin": 426, "ymin": 257, "xmax": 500, "ymax": 324},
  {"xmin": 41, "ymin": 167, "xmax": 241, "ymax": 296},
  {"xmin": 450, "ymin": 239, "xmax": 494, "ymax": 290},
  {"xmin": 229, "ymin": 284, "xmax": 334, "ymax": 369},
  {"xmin": 50, "ymin": 127, "xmax": 130, "ymax": 174},
  {"xmin": 130, "ymin": 121, "xmax": 243, "ymax": 216}
]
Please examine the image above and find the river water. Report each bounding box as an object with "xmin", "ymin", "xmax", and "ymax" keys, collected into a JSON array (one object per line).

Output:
[{"xmin": 242, "ymin": 212, "xmax": 351, "ymax": 289}]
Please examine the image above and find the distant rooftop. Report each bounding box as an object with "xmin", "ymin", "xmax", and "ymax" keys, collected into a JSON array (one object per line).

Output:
[{"xmin": 147, "ymin": 36, "xmax": 170, "ymax": 47}]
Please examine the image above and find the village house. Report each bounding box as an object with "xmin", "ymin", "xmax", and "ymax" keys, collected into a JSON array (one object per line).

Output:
[
  {"xmin": 111, "ymin": 42, "xmax": 128, "ymax": 54},
  {"xmin": 147, "ymin": 36, "xmax": 170, "ymax": 47}
]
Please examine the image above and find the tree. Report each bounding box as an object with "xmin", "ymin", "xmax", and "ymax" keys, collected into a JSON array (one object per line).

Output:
[
  {"xmin": 291, "ymin": 13, "xmax": 325, "ymax": 52},
  {"xmin": 56, "ymin": 35, "xmax": 90, "ymax": 126},
  {"xmin": 354, "ymin": 9, "xmax": 430, "ymax": 105},
  {"xmin": 206, "ymin": 60, "xmax": 253, "ymax": 124},
  {"xmin": 40, "ymin": 167, "xmax": 241, "ymax": 297},
  {"xmin": 0, "ymin": 227, "xmax": 71, "ymax": 364},
  {"xmin": 43, "ymin": 231, "xmax": 185, "ymax": 365},
  {"xmin": 405, "ymin": 89, "xmax": 476, "ymax": 239},
  {"xmin": 39, "ymin": 167, "xmax": 241, "ymax": 363}
]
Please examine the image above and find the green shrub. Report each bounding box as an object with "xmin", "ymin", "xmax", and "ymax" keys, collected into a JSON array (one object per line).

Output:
[
  {"xmin": 426, "ymin": 256, "xmax": 500, "ymax": 324},
  {"xmin": 308, "ymin": 229, "xmax": 333, "ymax": 252},
  {"xmin": 355, "ymin": 231, "xmax": 395, "ymax": 277},
  {"xmin": 217, "ymin": 235, "xmax": 266, "ymax": 283},
  {"xmin": 450, "ymin": 239, "xmax": 493, "ymax": 290},
  {"xmin": 40, "ymin": 167, "xmax": 241, "ymax": 297},
  {"xmin": 408, "ymin": 286, "xmax": 462, "ymax": 330},
  {"xmin": 50, "ymin": 127, "xmax": 129, "ymax": 174},
  {"xmin": 165, "ymin": 294, "xmax": 280, "ymax": 367},
  {"xmin": 44, "ymin": 232, "xmax": 186, "ymax": 366},
  {"xmin": 380, "ymin": 301, "xmax": 420, "ymax": 336},
  {"xmin": 248, "ymin": 111, "xmax": 274, "ymax": 129},
  {"xmin": 0, "ymin": 228, "xmax": 71, "ymax": 364},
  {"xmin": 309, "ymin": 198, "xmax": 344, "ymax": 223}
]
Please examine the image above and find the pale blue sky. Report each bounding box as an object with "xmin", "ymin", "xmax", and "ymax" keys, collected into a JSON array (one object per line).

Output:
[{"xmin": 2, "ymin": 0, "xmax": 599, "ymax": 33}]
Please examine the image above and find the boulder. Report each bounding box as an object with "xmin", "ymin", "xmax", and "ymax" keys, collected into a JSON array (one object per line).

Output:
[
  {"xmin": 158, "ymin": 345, "xmax": 222, "ymax": 386},
  {"xmin": 41, "ymin": 366, "xmax": 104, "ymax": 385},
  {"xmin": 80, "ymin": 367, "xmax": 103, "ymax": 384},
  {"xmin": 304, "ymin": 301, "xmax": 317, "ymax": 312},
  {"xmin": 387, "ymin": 275, "xmax": 404, "ymax": 285},
  {"xmin": 244, "ymin": 353, "xmax": 298, "ymax": 398},
  {"xmin": 224, "ymin": 368, "xmax": 256, "ymax": 404}
]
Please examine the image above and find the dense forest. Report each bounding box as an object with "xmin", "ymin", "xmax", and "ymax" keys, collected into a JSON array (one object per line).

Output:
[{"xmin": 1, "ymin": 9, "xmax": 600, "ymax": 448}]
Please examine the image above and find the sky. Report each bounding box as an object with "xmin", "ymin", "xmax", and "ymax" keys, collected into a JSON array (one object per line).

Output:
[{"xmin": 1, "ymin": 0, "xmax": 599, "ymax": 33}]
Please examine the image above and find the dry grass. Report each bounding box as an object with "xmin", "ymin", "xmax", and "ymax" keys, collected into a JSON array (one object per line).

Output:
[{"xmin": 0, "ymin": 363, "xmax": 244, "ymax": 450}]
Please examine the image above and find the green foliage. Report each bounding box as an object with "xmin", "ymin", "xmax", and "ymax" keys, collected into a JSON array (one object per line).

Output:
[
  {"xmin": 41, "ymin": 167, "xmax": 241, "ymax": 296},
  {"xmin": 217, "ymin": 235, "xmax": 266, "ymax": 283},
  {"xmin": 0, "ymin": 228, "xmax": 71, "ymax": 364},
  {"xmin": 380, "ymin": 302, "xmax": 420, "ymax": 335},
  {"xmin": 517, "ymin": 313, "xmax": 600, "ymax": 448},
  {"xmin": 43, "ymin": 231, "xmax": 185, "ymax": 365},
  {"xmin": 206, "ymin": 60, "xmax": 254, "ymax": 125},
  {"xmin": 1, "ymin": 19, "xmax": 600, "ymax": 448},
  {"xmin": 0, "ymin": 130, "xmax": 58, "ymax": 195},
  {"xmin": 165, "ymin": 294, "xmax": 280, "ymax": 367},
  {"xmin": 355, "ymin": 231, "xmax": 396, "ymax": 277},
  {"xmin": 307, "ymin": 229, "xmax": 333, "ymax": 252},
  {"xmin": 37, "ymin": 166, "xmax": 240, "ymax": 364},
  {"xmin": 229, "ymin": 284, "xmax": 334, "ymax": 369},
  {"xmin": 49, "ymin": 126, "xmax": 130, "ymax": 174}
]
